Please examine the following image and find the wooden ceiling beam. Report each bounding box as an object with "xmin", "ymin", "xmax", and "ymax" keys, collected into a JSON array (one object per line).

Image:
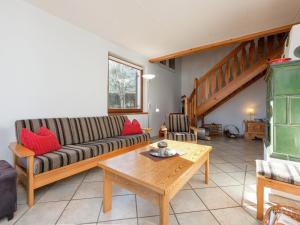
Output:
[{"xmin": 149, "ymin": 23, "xmax": 298, "ymax": 63}]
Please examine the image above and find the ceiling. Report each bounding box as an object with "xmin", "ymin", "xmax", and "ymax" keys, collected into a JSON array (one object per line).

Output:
[{"xmin": 25, "ymin": 0, "xmax": 300, "ymax": 59}]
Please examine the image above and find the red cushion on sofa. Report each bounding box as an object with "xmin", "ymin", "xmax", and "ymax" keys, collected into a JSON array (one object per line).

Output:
[
  {"xmin": 121, "ymin": 119, "xmax": 143, "ymax": 136},
  {"xmin": 20, "ymin": 127, "xmax": 61, "ymax": 156},
  {"xmin": 132, "ymin": 119, "xmax": 143, "ymax": 134}
]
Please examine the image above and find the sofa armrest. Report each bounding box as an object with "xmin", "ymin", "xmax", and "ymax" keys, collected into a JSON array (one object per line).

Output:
[
  {"xmin": 9, "ymin": 143, "xmax": 35, "ymax": 158},
  {"xmin": 142, "ymin": 128, "xmax": 152, "ymax": 133}
]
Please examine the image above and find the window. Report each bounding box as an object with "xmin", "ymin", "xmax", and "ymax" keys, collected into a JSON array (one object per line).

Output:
[
  {"xmin": 108, "ymin": 55, "xmax": 143, "ymax": 113},
  {"xmin": 160, "ymin": 58, "xmax": 176, "ymax": 70}
]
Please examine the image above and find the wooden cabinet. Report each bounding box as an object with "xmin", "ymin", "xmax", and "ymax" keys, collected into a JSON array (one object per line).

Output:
[{"xmin": 244, "ymin": 120, "xmax": 265, "ymax": 140}]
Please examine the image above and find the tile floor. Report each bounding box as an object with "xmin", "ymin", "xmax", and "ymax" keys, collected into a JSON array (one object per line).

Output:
[{"xmin": 0, "ymin": 137, "xmax": 272, "ymax": 225}]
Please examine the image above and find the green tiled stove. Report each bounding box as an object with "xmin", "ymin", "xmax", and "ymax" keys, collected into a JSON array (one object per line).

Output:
[{"xmin": 265, "ymin": 60, "xmax": 300, "ymax": 161}]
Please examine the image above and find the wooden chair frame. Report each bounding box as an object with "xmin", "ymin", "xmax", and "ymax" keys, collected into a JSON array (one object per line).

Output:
[
  {"xmin": 256, "ymin": 174, "xmax": 300, "ymax": 220},
  {"xmin": 9, "ymin": 129, "xmax": 151, "ymax": 207}
]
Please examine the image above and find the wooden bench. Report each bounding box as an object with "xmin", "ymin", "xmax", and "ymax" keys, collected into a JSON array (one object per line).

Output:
[{"xmin": 256, "ymin": 160, "xmax": 300, "ymax": 220}]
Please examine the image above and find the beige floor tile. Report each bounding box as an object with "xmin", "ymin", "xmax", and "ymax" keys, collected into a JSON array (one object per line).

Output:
[
  {"xmin": 232, "ymin": 162, "xmax": 256, "ymax": 171},
  {"xmin": 0, "ymin": 204, "xmax": 29, "ymax": 225},
  {"xmin": 176, "ymin": 211, "xmax": 219, "ymax": 225},
  {"xmin": 57, "ymin": 198, "xmax": 102, "ymax": 224},
  {"xmin": 226, "ymin": 172, "xmax": 245, "ymax": 184},
  {"xmin": 210, "ymin": 157, "xmax": 228, "ymax": 164},
  {"xmin": 17, "ymin": 184, "xmax": 48, "ymax": 205},
  {"xmin": 84, "ymin": 168, "xmax": 104, "ymax": 182},
  {"xmin": 214, "ymin": 163, "xmax": 244, "ymax": 173},
  {"xmin": 243, "ymin": 184, "xmax": 270, "ymax": 206},
  {"xmin": 210, "ymin": 173, "xmax": 240, "ymax": 186},
  {"xmin": 200, "ymin": 164, "xmax": 223, "ymax": 174},
  {"xmin": 99, "ymin": 195, "xmax": 136, "ymax": 222},
  {"xmin": 136, "ymin": 196, "xmax": 173, "ymax": 217},
  {"xmin": 227, "ymin": 172, "xmax": 257, "ymax": 185},
  {"xmin": 221, "ymin": 185, "xmax": 244, "ymax": 205},
  {"xmin": 61, "ymin": 172, "xmax": 86, "ymax": 184},
  {"xmin": 181, "ymin": 183, "xmax": 192, "ymax": 190},
  {"xmin": 170, "ymin": 190, "xmax": 207, "ymax": 213},
  {"xmin": 112, "ymin": 184, "xmax": 133, "ymax": 196},
  {"xmin": 138, "ymin": 215, "xmax": 178, "ymax": 225},
  {"xmin": 98, "ymin": 218, "xmax": 138, "ymax": 224},
  {"xmin": 15, "ymin": 201, "xmax": 68, "ymax": 225},
  {"xmin": 38, "ymin": 181, "xmax": 80, "ymax": 202},
  {"xmin": 195, "ymin": 187, "xmax": 238, "ymax": 209},
  {"xmin": 244, "ymin": 172, "xmax": 257, "ymax": 185},
  {"xmin": 73, "ymin": 181, "xmax": 103, "ymax": 199},
  {"xmin": 188, "ymin": 174, "xmax": 217, "ymax": 189},
  {"xmin": 211, "ymin": 207, "xmax": 259, "ymax": 225}
]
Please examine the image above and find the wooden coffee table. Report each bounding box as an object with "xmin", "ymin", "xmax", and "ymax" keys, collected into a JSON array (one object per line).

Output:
[{"xmin": 98, "ymin": 140, "xmax": 212, "ymax": 225}]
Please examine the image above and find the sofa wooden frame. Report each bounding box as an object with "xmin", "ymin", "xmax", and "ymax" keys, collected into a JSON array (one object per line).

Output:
[
  {"xmin": 9, "ymin": 130, "xmax": 151, "ymax": 207},
  {"xmin": 256, "ymin": 174, "xmax": 300, "ymax": 220}
]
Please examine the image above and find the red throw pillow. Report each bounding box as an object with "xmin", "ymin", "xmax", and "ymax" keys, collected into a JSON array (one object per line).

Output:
[
  {"xmin": 121, "ymin": 119, "xmax": 143, "ymax": 135},
  {"xmin": 132, "ymin": 119, "xmax": 142, "ymax": 134},
  {"xmin": 20, "ymin": 127, "xmax": 61, "ymax": 156}
]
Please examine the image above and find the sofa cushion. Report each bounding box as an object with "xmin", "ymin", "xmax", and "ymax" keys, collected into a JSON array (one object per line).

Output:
[
  {"xmin": 15, "ymin": 118, "xmax": 73, "ymax": 146},
  {"xmin": 19, "ymin": 140, "xmax": 121, "ymax": 175},
  {"xmin": 114, "ymin": 133, "xmax": 150, "ymax": 146},
  {"xmin": 167, "ymin": 132, "xmax": 196, "ymax": 142},
  {"xmin": 106, "ymin": 115, "xmax": 128, "ymax": 137},
  {"xmin": 69, "ymin": 116, "xmax": 128, "ymax": 144},
  {"xmin": 18, "ymin": 133, "xmax": 149, "ymax": 175}
]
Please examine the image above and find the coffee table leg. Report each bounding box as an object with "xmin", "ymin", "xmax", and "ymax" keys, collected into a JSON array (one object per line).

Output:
[
  {"xmin": 159, "ymin": 194, "xmax": 169, "ymax": 225},
  {"xmin": 103, "ymin": 170, "xmax": 112, "ymax": 213},
  {"xmin": 205, "ymin": 156, "xmax": 209, "ymax": 184}
]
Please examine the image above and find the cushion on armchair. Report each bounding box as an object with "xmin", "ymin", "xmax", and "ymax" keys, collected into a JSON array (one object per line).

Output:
[
  {"xmin": 167, "ymin": 132, "xmax": 196, "ymax": 142},
  {"xmin": 168, "ymin": 114, "xmax": 189, "ymax": 132}
]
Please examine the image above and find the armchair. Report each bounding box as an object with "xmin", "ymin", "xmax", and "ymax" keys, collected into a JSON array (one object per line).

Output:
[{"xmin": 163, "ymin": 114, "xmax": 199, "ymax": 143}]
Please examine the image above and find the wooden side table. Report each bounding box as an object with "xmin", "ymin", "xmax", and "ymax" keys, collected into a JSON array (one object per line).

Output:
[{"xmin": 244, "ymin": 120, "xmax": 265, "ymax": 140}]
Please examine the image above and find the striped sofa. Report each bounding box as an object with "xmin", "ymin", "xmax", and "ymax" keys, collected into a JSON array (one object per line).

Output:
[
  {"xmin": 10, "ymin": 115, "xmax": 150, "ymax": 207},
  {"xmin": 164, "ymin": 114, "xmax": 199, "ymax": 142}
]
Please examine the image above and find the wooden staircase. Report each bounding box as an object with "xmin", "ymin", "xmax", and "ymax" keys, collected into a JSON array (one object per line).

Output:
[{"xmin": 187, "ymin": 32, "xmax": 287, "ymax": 126}]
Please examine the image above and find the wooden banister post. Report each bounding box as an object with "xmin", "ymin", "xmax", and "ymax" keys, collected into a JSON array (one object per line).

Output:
[
  {"xmin": 194, "ymin": 79, "xmax": 198, "ymax": 118},
  {"xmin": 258, "ymin": 37, "xmax": 265, "ymax": 59},
  {"xmin": 267, "ymin": 35, "xmax": 274, "ymax": 55},
  {"xmin": 205, "ymin": 76, "xmax": 210, "ymax": 100},
  {"xmin": 211, "ymin": 70, "xmax": 217, "ymax": 95},
  {"xmin": 249, "ymin": 41, "xmax": 255, "ymax": 65}
]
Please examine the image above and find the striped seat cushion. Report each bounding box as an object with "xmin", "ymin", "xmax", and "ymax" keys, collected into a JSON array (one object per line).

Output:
[
  {"xmin": 168, "ymin": 114, "xmax": 189, "ymax": 132},
  {"xmin": 69, "ymin": 116, "xmax": 127, "ymax": 144},
  {"xmin": 112, "ymin": 133, "xmax": 151, "ymax": 146},
  {"xmin": 167, "ymin": 132, "xmax": 196, "ymax": 142},
  {"xmin": 256, "ymin": 160, "xmax": 300, "ymax": 185},
  {"xmin": 19, "ymin": 133, "xmax": 150, "ymax": 175},
  {"xmin": 15, "ymin": 118, "xmax": 73, "ymax": 146}
]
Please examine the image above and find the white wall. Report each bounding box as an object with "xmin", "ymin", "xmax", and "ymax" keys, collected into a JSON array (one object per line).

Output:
[
  {"xmin": 205, "ymin": 78, "xmax": 266, "ymax": 133},
  {"xmin": 181, "ymin": 46, "xmax": 266, "ymax": 133},
  {"xmin": 0, "ymin": 0, "xmax": 181, "ymax": 163}
]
